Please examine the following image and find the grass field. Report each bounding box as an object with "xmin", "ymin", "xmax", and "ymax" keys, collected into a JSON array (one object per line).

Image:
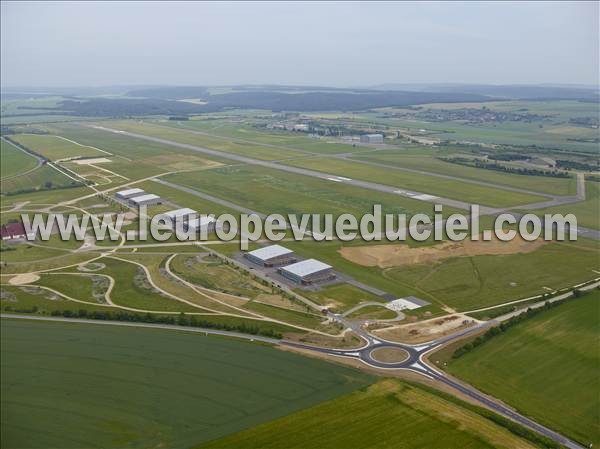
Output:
[
  {"xmin": 198, "ymin": 379, "xmax": 539, "ymax": 449},
  {"xmin": 102, "ymin": 120, "xmax": 308, "ymax": 160},
  {"xmin": 34, "ymin": 273, "xmax": 107, "ymax": 304},
  {"xmin": 445, "ymin": 291, "xmax": 600, "ymax": 446},
  {"xmin": 520, "ymin": 180, "xmax": 600, "ymax": 230},
  {"xmin": 384, "ymin": 240, "xmax": 599, "ymax": 311},
  {"xmin": 38, "ymin": 123, "xmax": 229, "ymax": 179},
  {"xmin": 160, "ymin": 120, "xmax": 368, "ymax": 154},
  {"xmin": 90, "ymin": 257, "xmax": 199, "ymax": 312},
  {"xmin": 351, "ymin": 150, "xmax": 576, "ymax": 196},
  {"xmin": 1, "ymin": 163, "xmax": 80, "ymax": 195},
  {"xmin": 0, "ymin": 285, "xmax": 111, "ymax": 315},
  {"xmin": 0, "ymin": 139, "xmax": 38, "ymax": 179},
  {"xmin": 1, "ymin": 185, "xmax": 92, "ymax": 207},
  {"xmin": 368, "ymin": 100, "xmax": 599, "ymax": 154},
  {"xmin": 286, "ymin": 157, "xmax": 545, "ymax": 207},
  {"xmin": 301, "ymin": 283, "xmax": 386, "ymax": 311},
  {"xmin": 0, "ymin": 319, "xmax": 373, "ymax": 449},
  {"xmin": 9, "ymin": 134, "xmax": 108, "ymax": 161},
  {"xmin": 163, "ymin": 164, "xmax": 464, "ymax": 224}
]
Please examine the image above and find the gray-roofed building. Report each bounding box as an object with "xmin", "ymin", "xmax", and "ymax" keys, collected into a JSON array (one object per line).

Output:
[
  {"xmin": 360, "ymin": 133, "xmax": 384, "ymax": 144},
  {"xmin": 279, "ymin": 259, "xmax": 334, "ymax": 284},
  {"xmin": 129, "ymin": 193, "xmax": 162, "ymax": 206},
  {"xmin": 245, "ymin": 244, "xmax": 296, "ymax": 267},
  {"xmin": 115, "ymin": 188, "xmax": 145, "ymax": 200}
]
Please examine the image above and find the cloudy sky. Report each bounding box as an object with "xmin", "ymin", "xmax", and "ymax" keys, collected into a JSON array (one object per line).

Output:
[{"xmin": 1, "ymin": 1, "xmax": 598, "ymax": 87}]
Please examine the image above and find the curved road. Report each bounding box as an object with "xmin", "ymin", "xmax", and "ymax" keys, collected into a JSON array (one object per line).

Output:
[{"xmin": 1, "ymin": 310, "xmax": 586, "ymax": 449}]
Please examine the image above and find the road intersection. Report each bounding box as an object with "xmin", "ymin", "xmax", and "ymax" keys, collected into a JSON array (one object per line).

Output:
[
  {"xmin": 284, "ymin": 311, "xmax": 586, "ymax": 449},
  {"xmin": 1, "ymin": 304, "xmax": 587, "ymax": 449}
]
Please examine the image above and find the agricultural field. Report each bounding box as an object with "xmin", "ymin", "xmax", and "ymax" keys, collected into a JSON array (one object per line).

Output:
[
  {"xmin": 1, "ymin": 164, "xmax": 82, "ymax": 195},
  {"xmin": 444, "ymin": 291, "xmax": 600, "ymax": 447},
  {"xmin": 0, "ymin": 139, "xmax": 39, "ymax": 179},
  {"xmin": 1, "ymin": 98, "xmax": 598, "ymax": 449},
  {"xmin": 9, "ymin": 134, "xmax": 109, "ymax": 161},
  {"xmin": 368, "ymin": 100, "xmax": 600, "ymax": 154},
  {"xmin": 0, "ymin": 319, "xmax": 372, "ymax": 449},
  {"xmin": 198, "ymin": 379, "xmax": 540, "ymax": 449}
]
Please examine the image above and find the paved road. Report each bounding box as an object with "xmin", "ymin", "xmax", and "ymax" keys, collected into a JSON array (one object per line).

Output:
[
  {"xmin": 89, "ymin": 125, "xmax": 502, "ymax": 214},
  {"xmin": 284, "ymin": 312, "xmax": 586, "ymax": 449},
  {"xmin": 0, "ymin": 313, "xmax": 281, "ymax": 344},
  {"xmin": 338, "ymin": 154, "xmax": 556, "ymax": 199},
  {"xmin": 1, "ymin": 310, "xmax": 586, "ymax": 449},
  {"xmin": 91, "ymin": 125, "xmax": 599, "ymax": 239}
]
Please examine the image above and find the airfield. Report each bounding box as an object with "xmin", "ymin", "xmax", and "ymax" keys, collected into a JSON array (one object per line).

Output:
[{"xmin": 1, "ymin": 99, "xmax": 599, "ymax": 448}]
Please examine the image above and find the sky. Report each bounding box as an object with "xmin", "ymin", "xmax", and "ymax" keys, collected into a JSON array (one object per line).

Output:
[{"xmin": 1, "ymin": 1, "xmax": 598, "ymax": 88}]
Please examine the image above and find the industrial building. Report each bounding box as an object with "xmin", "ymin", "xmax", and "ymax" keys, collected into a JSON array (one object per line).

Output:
[
  {"xmin": 245, "ymin": 244, "xmax": 296, "ymax": 267},
  {"xmin": 1, "ymin": 221, "xmax": 34, "ymax": 241},
  {"xmin": 160, "ymin": 208, "xmax": 197, "ymax": 222},
  {"xmin": 129, "ymin": 194, "xmax": 162, "ymax": 207},
  {"xmin": 115, "ymin": 188, "xmax": 145, "ymax": 200},
  {"xmin": 279, "ymin": 259, "xmax": 334, "ymax": 284},
  {"xmin": 185, "ymin": 216, "xmax": 220, "ymax": 234},
  {"xmin": 360, "ymin": 133, "xmax": 384, "ymax": 144}
]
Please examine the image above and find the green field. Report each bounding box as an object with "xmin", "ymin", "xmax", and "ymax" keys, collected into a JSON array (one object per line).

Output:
[
  {"xmin": 1, "ymin": 163, "xmax": 80, "ymax": 195},
  {"xmin": 34, "ymin": 273, "xmax": 108, "ymax": 304},
  {"xmin": 29, "ymin": 123, "xmax": 228, "ymax": 180},
  {"xmin": 9, "ymin": 134, "xmax": 108, "ymax": 161},
  {"xmin": 199, "ymin": 379, "xmax": 539, "ymax": 449},
  {"xmin": 302, "ymin": 283, "xmax": 386, "ymax": 312},
  {"xmin": 520, "ymin": 180, "xmax": 600, "ymax": 230},
  {"xmin": 160, "ymin": 119, "xmax": 368, "ymax": 154},
  {"xmin": 0, "ymin": 319, "xmax": 373, "ymax": 449},
  {"xmin": 0, "ymin": 139, "xmax": 38, "ymax": 179},
  {"xmin": 1, "ymin": 185, "xmax": 92, "ymax": 207},
  {"xmin": 163, "ymin": 164, "xmax": 463, "ymax": 224},
  {"xmin": 384, "ymin": 240, "xmax": 599, "ymax": 311},
  {"xmin": 369, "ymin": 100, "xmax": 600, "ymax": 154},
  {"xmin": 103, "ymin": 120, "xmax": 308, "ymax": 160},
  {"xmin": 286, "ymin": 156, "xmax": 545, "ymax": 207},
  {"xmin": 351, "ymin": 150, "xmax": 576, "ymax": 196},
  {"xmin": 446, "ymin": 291, "xmax": 600, "ymax": 446}
]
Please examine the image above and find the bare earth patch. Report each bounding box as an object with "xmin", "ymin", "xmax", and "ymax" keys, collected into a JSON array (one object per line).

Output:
[
  {"xmin": 8, "ymin": 273, "xmax": 40, "ymax": 285},
  {"xmin": 339, "ymin": 236, "xmax": 547, "ymax": 268},
  {"xmin": 72, "ymin": 157, "xmax": 112, "ymax": 165},
  {"xmin": 372, "ymin": 314, "xmax": 478, "ymax": 344}
]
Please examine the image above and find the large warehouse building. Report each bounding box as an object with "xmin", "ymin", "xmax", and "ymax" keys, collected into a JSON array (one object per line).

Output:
[
  {"xmin": 129, "ymin": 193, "xmax": 162, "ymax": 206},
  {"xmin": 115, "ymin": 188, "xmax": 145, "ymax": 200},
  {"xmin": 279, "ymin": 259, "xmax": 334, "ymax": 284},
  {"xmin": 360, "ymin": 133, "xmax": 384, "ymax": 144},
  {"xmin": 160, "ymin": 208, "xmax": 197, "ymax": 222},
  {"xmin": 245, "ymin": 244, "xmax": 296, "ymax": 267},
  {"xmin": 185, "ymin": 216, "xmax": 220, "ymax": 234}
]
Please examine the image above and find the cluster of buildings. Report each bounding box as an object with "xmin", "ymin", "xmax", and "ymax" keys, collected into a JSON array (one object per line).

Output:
[
  {"xmin": 114, "ymin": 188, "xmax": 218, "ymax": 234},
  {"xmin": 244, "ymin": 244, "xmax": 335, "ymax": 285},
  {"xmin": 267, "ymin": 123, "xmax": 310, "ymax": 132},
  {"xmin": 115, "ymin": 188, "xmax": 162, "ymax": 207},
  {"xmin": 1, "ymin": 221, "xmax": 34, "ymax": 242}
]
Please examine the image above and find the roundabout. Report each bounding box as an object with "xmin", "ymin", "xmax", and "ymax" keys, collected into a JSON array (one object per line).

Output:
[{"xmin": 368, "ymin": 346, "xmax": 409, "ymax": 365}]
